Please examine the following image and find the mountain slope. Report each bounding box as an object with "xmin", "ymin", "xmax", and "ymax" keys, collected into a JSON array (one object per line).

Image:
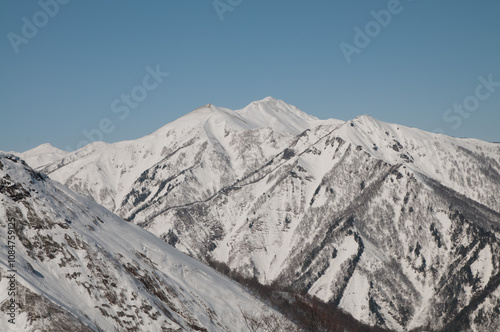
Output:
[
  {"xmin": 36, "ymin": 97, "xmax": 337, "ymax": 215},
  {"xmin": 335, "ymin": 115, "xmax": 500, "ymax": 212},
  {"xmin": 139, "ymin": 120, "xmax": 500, "ymax": 330},
  {"xmin": 0, "ymin": 154, "xmax": 293, "ymax": 331},
  {"xmin": 18, "ymin": 98, "xmax": 500, "ymax": 331}
]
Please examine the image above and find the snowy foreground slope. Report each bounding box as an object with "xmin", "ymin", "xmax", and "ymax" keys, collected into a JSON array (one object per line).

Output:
[
  {"xmin": 0, "ymin": 154, "xmax": 293, "ymax": 331},
  {"xmin": 20, "ymin": 97, "xmax": 500, "ymax": 331}
]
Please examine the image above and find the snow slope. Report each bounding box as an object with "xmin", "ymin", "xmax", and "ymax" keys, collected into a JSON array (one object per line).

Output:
[
  {"xmin": 0, "ymin": 154, "xmax": 292, "ymax": 331},
  {"xmin": 36, "ymin": 97, "xmax": 337, "ymax": 215}
]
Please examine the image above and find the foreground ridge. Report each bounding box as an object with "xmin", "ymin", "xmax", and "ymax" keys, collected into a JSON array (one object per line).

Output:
[{"xmin": 0, "ymin": 154, "xmax": 294, "ymax": 331}]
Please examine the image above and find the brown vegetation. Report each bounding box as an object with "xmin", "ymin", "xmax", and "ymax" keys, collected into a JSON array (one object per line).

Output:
[{"xmin": 206, "ymin": 258, "xmax": 392, "ymax": 332}]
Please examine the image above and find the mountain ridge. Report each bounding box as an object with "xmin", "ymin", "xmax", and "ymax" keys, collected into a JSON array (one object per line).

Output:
[{"xmin": 7, "ymin": 97, "xmax": 500, "ymax": 331}]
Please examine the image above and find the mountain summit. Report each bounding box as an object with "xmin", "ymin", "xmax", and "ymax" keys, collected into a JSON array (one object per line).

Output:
[{"xmin": 14, "ymin": 143, "xmax": 68, "ymax": 169}]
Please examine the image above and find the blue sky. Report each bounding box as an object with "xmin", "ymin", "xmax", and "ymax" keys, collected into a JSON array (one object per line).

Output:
[{"xmin": 1, "ymin": 0, "xmax": 499, "ymax": 152}]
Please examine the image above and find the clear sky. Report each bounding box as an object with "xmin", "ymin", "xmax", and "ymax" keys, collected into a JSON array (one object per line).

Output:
[{"xmin": 1, "ymin": 0, "xmax": 499, "ymax": 152}]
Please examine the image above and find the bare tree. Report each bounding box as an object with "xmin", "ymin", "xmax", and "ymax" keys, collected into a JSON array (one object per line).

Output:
[{"xmin": 239, "ymin": 307, "xmax": 302, "ymax": 332}]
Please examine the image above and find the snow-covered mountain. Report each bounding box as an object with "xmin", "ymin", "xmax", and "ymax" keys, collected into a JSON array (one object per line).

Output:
[
  {"xmin": 13, "ymin": 143, "xmax": 68, "ymax": 170},
  {"xmin": 18, "ymin": 97, "xmax": 500, "ymax": 331},
  {"xmin": 0, "ymin": 154, "xmax": 296, "ymax": 331},
  {"xmin": 31, "ymin": 97, "xmax": 339, "ymax": 215}
]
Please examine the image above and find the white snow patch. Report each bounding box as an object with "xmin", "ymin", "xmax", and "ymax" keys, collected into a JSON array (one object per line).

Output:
[
  {"xmin": 309, "ymin": 236, "xmax": 359, "ymax": 302},
  {"xmin": 471, "ymin": 245, "xmax": 493, "ymax": 289},
  {"xmin": 339, "ymin": 270, "xmax": 371, "ymax": 324}
]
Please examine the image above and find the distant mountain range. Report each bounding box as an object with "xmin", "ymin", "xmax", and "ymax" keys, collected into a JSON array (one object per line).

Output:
[{"xmin": 7, "ymin": 97, "xmax": 500, "ymax": 331}]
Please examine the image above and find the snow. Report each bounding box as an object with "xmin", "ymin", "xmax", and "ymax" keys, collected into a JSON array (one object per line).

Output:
[
  {"xmin": 9, "ymin": 97, "xmax": 500, "ymax": 331},
  {"xmin": 471, "ymin": 245, "xmax": 493, "ymax": 289},
  {"xmin": 309, "ymin": 236, "xmax": 359, "ymax": 302},
  {"xmin": 12, "ymin": 143, "xmax": 68, "ymax": 170},
  {"xmin": 22, "ymin": 98, "xmax": 500, "ymax": 220},
  {"xmin": 235, "ymin": 97, "xmax": 321, "ymax": 134},
  {"xmin": 333, "ymin": 115, "xmax": 500, "ymax": 212},
  {"xmin": 435, "ymin": 211, "xmax": 452, "ymax": 233},
  {"xmin": 0, "ymin": 156, "xmax": 288, "ymax": 331},
  {"xmin": 339, "ymin": 270, "xmax": 371, "ymax": 324}
]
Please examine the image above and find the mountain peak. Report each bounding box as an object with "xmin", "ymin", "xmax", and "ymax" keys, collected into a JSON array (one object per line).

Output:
[
  {"xmin": 354, "ymin": 114, "xmax": 375, "ymax": 120},
  {"xmin": 259, "ymin": 96, "xmax": 278, "ymax": 102},
  {"xmin": 17, "ymin": 143, "xmax": 69, "ymax": 170},
  {"xmin": 163, "ymin": 98, "xmax": 322, "ymax": 136},
  {"xmin": 249, "ymin": 96, "xmax": 286, "ymax": 108},
  {"xmin": 23, "ymin": 143, "xmax": 67, "ymax": 154},
  {"xmin": 348, "ymin": 114, "xmax": 381, "ymax": 126},
  {"xmin": 236, "ymin": 97, "xmax": 320, "ymax": 133}
]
